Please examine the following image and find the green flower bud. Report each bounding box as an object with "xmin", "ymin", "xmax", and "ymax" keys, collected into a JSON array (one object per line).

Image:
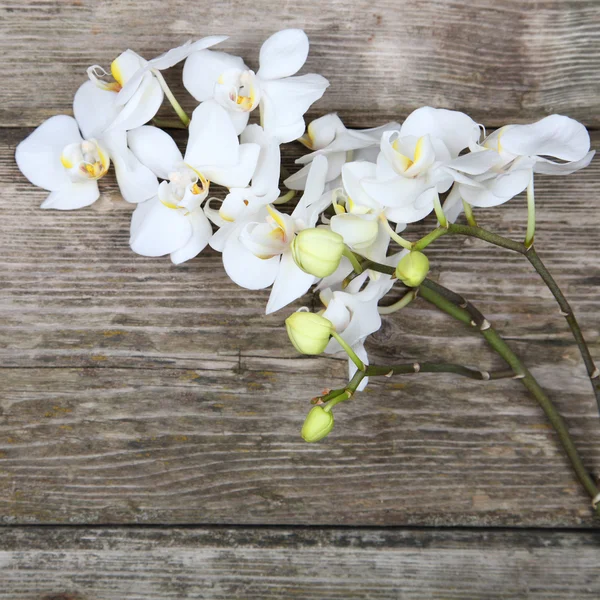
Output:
[
  {"xmin": 291, "ymin": 228, "xmax": 344, "ymax": 278},
  {"xmin": 285, "ymin": 311, "xmax": 333, "ymax": 355},
  {"xmin": 395, "ymin": 251, "xmax": 430, "ymax": 287},
  {"xmin": 301, "ymin": 406, "xmax": 334, "ymax": 442}
]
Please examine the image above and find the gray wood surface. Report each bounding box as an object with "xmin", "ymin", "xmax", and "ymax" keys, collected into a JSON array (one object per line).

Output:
[
  {"xmin": 2, "ymin": 0, "xmax": 600, "ymax": 128},
  {"xmin": 1, "ymin": 126, "xmax": 599, "ymax": 526},
  {"xmin": 2, "ymin": 0, "xmax": 600, "ymax": 591},
  {"xmin": 0, "ymin": 526, "xmax": 599, "ymax": 599}
]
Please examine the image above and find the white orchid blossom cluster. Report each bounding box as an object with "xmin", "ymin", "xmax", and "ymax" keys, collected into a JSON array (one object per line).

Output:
[{"xmin": 16, "ymin": 30, "xmax": 596, "ymax": 449}]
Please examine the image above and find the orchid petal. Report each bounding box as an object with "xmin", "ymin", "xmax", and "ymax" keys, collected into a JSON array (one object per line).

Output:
[
  {"xmin": 103, "ymin": 131, "xmax": 159, "ymax": 203},
  {"xmin": 170, "ymin": 207, "xmax": 213, "ymax": 264},
  {"xmin": 400, "ymin": 107, "xmax": 480, "ymax": 157},
  {"xmin": 111, "ymin": 50, "xmax": 147, "ymax": 105},
  {"xmin": 291, "ymin": 154, "xmax": 329, "ymax": 223},
  {"xmin": 130, "ymin": 195, "xmax": 192, "ymax": 256},
  {"xmin": 15, "ymin": 115, "xmax": 82, "ymax": 191},
  {"xmin": 446, "ymin": 149, "xmax": 500, "ymax": 175},
  {"xmin": 441, "ymin": 185, "xmax": 464, "ymax": 223},
  {"xmin": 341, "ymin": 161, "xmax": 380, "ymax": 210},
  {"xmin": 534, "ymin": 150, "xmax": 596, "ymax": 175},
  {"xmin": 222, "ymin": 226, "xmax": 280, "ymax": 289},
  {"xmin": 500, "ymin": 115, "xmax": 590, "ymax": 161},
  {"xmin": 201, "ymin": 142, "xmax": 261, "ymax": 188},
  {"xmin": 127, "ymin": 126, "xmax": 183, "ymax": 179},
  {"xmin": 184, "ymin": 100, "xmax": 239, "ymax": 168},
  {"xmin": 151, "ymin": 35, "xmax": 228, "ymax": 71},
  {"xmin": 108, "ymin": 73, "xmax": 163, "ymax": 132},
  {"xmin": 362, "ymin": 173, "xmax": 429, "ymax": 209},
  {"xmin": 286, "ymin": 151, "xmax": 347, "ymax": 191},
  {"xmin": 240, "ymin": 125, "xmax": 281, "ymax": 195},
  {"xmin": 183, "ymin": 49, "xmax": 247, "ymax": 102},
  {"xmin": 41, "ymin": 180, "xmax": 100, "ymax": 210},
  {"xmin": 265, "ymin": 250, "xmax": 315, "ymax": 314},
  {"xmin": 73, "ymin": 81, "xmax": 120, "ymax": 139},
  {"xmin": 257, "ymin": 29, "xmax": 309, "ymax": 80},
  {"xmin": 260, "ymin": 74, "xmax": 329, "ymax": 143}
]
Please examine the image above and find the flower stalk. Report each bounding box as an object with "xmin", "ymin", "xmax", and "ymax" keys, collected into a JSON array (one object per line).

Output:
[
  {"xmin": 418, "ymin": 278, "xmax": 600, "ymax": 513},
  {"xmin": 152, "ymin": 69, "xmax": 191, "ymax": 127}
]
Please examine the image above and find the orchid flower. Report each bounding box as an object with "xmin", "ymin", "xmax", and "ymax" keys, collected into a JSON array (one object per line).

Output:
[
  {"xmin": 127, "ymin": 101, "xmax": 260, "ymax": 263},
  {"xmin": 15, "ymin": 115, "xmax": 110, "ymax": 210},
  {"xmin": 320, "ymin": 267, "xmax": 397, "ymax": 391},
  {"xmin": 353, "ymin": 108, "xmax": 482, "ymax": 226},
  {"xmin": 284, "ymin": 113, "xmax": 401, "ymax": 190},
  {"xmin": 16, "ymin": 82, "xmax": 160, "ymax": 209},
  {"xmin": 448, "ymin": 115, "xmax": 595, "ymax": 211},
  {"xmin": 73, "ymin": 81, "xmax": 160, "ymax": 204},
  {"xmin": 221, "ymin": 155, "xmax": 330, "ymax": 314},
  {"xmin": 208, "ymin": 125, "xmax": 282, "ymax": 252},
  {"xmin": 183, "ymin": 29, "xmax": 329, "ymax": 141},
  {"xmin": 85, "ymin": 36, "xmax": 227, "ymax": 133}
]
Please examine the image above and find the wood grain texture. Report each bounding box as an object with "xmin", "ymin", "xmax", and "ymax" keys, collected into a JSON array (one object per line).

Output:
[
  {"xmin": 1, "ymin": 127, "xmax": 600, "ymax": 526},
  {"xmin": 1, "ymin": 527, "xmax": 599, "ymax": 599},
  {"xmin": 1, "ymin": 0, "xmax": 599, "ymax": 128}
]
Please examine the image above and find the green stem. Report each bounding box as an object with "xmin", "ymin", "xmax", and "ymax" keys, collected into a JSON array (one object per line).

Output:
[
  {"xmin": 152, "ymin": 69, "xmax": 191, "ymax": 127},
  {"xmin": 433, "ymin": 224, "xmax": 600, "ymax": 415},
  {"xmin": 331, "ymin": 330, "xmax": 366, "ymax": 372},
  {"xmin": 365, "ymin": 363, "xmax": 515, "ymax": 381},
  {"xmin": 151, "ymin": 117, "xmax": 188, "ymax": 129},
  {"xmin": 355, "ymin": 229, "xmax": 600, "ymax": 417},
  {"xmin": 343, "ymin": 246, "xmax": 364, "ymax": 274},
  {"xmin": 378, "ymin": 289, "xmax": 417, "ymax": 315},
  {"xmin": 525, "ymin": 247, "xmax": 600, "ymax": 413},
  {"xmin": 412, "ymin": 226, "xmax": 449, "ymax": 251},
  {"xmin": 317, "ymin": 360, "xmax": 516, "ymax": 408},
  {"xmin": 419, "ymin": 280, "xmax": 600, "ymax": 510},
  {"xmin": 462, "ymin": 200, "xmax": 478, "ymax": 226},
  {"xmin": 446, "ymin": 223, "xmax": 525, "ymax": 253}
]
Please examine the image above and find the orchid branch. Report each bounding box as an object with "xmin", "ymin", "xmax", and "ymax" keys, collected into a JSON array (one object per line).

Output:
[
  {"xmin": 314, "ymin": 361, "xmax": 517, "ymax": 408},
  {"xmin": 381, "ymin": 221, "xmax": 600, "ymax": 415},
  {"xmin": 418, "ymin": 278, "xmax": 600, "ymax": 514},
  {"xmin": 444, "ymin": 223, "xmax": 600, "ymax": 414}
]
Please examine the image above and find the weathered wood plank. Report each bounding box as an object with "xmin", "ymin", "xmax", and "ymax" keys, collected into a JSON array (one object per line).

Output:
[
  {"xmin": 0, "ymin": 527, "xmax": 599, "ymax": 599},
  {"xmin": 0, "ymin": 126, "xmax": 599, "ymax": 525},
  {"xmin": 1, "ymin": 0, "xmax": 599, "ymax": 127}
]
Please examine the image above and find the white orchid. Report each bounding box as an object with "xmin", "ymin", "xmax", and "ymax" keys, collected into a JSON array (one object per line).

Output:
[
  {"xmin": 183, "ymin": 29, "xmax": 329, "ymax": 141},
  {"xmin": 352, "ymin": 108, "xmax": 481, "ymax": 226},
  {"xmin": 449, "ymin": 115, "xmax": 595, "ymax": 211},
  {"xmin": 15, "ymin": 115, "xmax": 111, "ymax": 210},
  {"xmin": 127, "ymin": 101, "xmax": 261, "ymax": 263},
  {"xmin": 85, "ymin": 36, "xmax": 227, "ymax": 134},
  {"xmin": 284, "ymin": 113, "xmax": 401, "ymax": 190},
  {"xmin": 221, "ymin": 155, "xmax": 330, "ymax": 314},
  {"xmin": 16, "ymin": 89, "xmax": 160, "ymax": 209},
  {"xmin": 208, "ymin": 124, "xmax": 282, "ymax": 252},
  {"xmin": 320, "ymin": 267, "xmax": 397, "ymax": 390}
]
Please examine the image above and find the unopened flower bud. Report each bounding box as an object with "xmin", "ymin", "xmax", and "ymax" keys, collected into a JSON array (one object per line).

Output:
[
  {"xmin": 301, "ymin": 406, "xmax": 334, "ymax": 442},
  {"xmin": 395, "ymin": 251, "xmax": 430, "ymax": 287},
  {"xmin": 285, "ymin": 311, "xmax": 333, "ymax": 355},
  {"xmin": 291, "ymin": 228, "xmax": 344, "ymax": 278}
]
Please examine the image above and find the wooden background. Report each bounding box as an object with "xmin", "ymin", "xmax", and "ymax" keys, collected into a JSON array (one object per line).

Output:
[{"xmin": 1, "ymin": 0, "xmax": 600, "ymax": 597}]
